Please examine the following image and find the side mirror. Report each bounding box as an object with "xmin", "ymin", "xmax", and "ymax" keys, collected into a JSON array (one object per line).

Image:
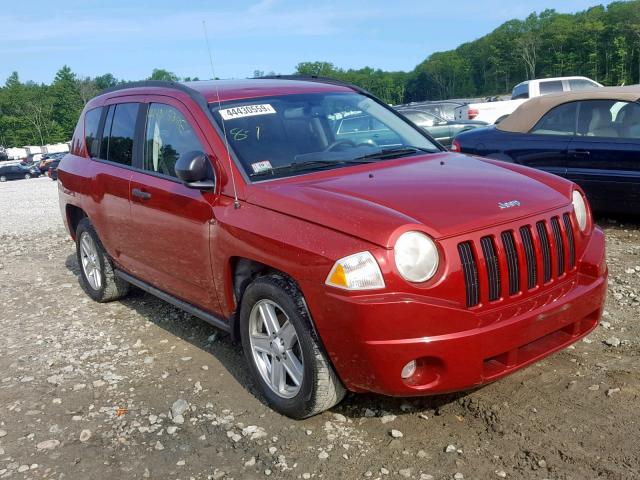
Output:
[{"xmin": 175, "ymin": 151, "xmax": 216, "ymax": 190}]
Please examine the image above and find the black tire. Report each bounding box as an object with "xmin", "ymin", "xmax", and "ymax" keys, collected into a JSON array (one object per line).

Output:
[
  {"xmin": 75, "ymin": 217, "xmax": 130, "ymax": 302},
  {"xmin": 0, "ymin": 176, "xmax": 6, "ymax": 182},
  {"xmin": 240, "ymin": 275, "xmax": 346, "ymax": 419},
  {"xmin": 24, "ymin": 173, "xmax": 31, "ymax": 179}
]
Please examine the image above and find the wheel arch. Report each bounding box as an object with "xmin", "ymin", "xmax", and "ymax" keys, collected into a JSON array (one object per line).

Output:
[
  {"xmin": 229, "ymin": 257, "xmax": 296, "ymax": 340},
  {"xmin": 227, "ymin": 257, "xmax": 322, "ymax": 346},
  {"xmin": 66, "ymin": 204, "xmax": 88, "ymax": 240}
]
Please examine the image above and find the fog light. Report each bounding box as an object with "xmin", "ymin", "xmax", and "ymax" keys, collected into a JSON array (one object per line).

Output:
[{"xmin": 401, "ymin": 360, "xmax": 417, "ymax": 379}]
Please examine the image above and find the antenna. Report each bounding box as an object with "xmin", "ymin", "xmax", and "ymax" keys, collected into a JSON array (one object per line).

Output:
[{"xmin": 202, "ymin": 20, "xmax": 240, "ymax": 209}]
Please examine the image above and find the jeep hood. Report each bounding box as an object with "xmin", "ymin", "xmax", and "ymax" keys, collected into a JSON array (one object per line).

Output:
[{"xmin": 245, "ymin": 153, "xmax": 572, "ymax": 248}]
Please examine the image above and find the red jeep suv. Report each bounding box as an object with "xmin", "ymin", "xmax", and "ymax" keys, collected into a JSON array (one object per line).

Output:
[{"xmin": 58, "ymin": 78, "xmax": 607, "ymax": 419}]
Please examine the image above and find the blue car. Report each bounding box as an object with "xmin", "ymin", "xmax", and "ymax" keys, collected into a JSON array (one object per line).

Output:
[{"xmin": 452, "ymin": 87, "xmax": 640, "ymax": 214}]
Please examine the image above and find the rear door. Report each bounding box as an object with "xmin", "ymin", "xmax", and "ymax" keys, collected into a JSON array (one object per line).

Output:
[
  {"xmin": 566, "ymin": 99, "xmax": 640, "ymax": 212},
  {"xmin": 127, "ymin": 97, "xmax": 220, "ymax": 313},
  {"xmin": 87, "ymin": 101, "xmax": 141, "ymax": 262}
]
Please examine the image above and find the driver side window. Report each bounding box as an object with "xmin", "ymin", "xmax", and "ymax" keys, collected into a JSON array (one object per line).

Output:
[{"xmin": 143, "ymin": 104, "xmax": 204, "ymax": 178}]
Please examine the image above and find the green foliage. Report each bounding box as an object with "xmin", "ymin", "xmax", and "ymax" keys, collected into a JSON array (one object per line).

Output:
[
  {"xmin": 401, "ymin": 1, "xmax": 640, "ymax": 100},
  {"xmin": 0, "ymin": 67, "xmax": 193, "ymax": 147},
  {"xmin": 294, "ymin": 62, "xmax": 408, "ymax": 105},
  {"xmin": 148, "ymin": 68, "xmax": 179, "ymax": 82}
]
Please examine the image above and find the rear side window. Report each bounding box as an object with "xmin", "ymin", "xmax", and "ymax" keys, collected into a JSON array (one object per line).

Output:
[
  {"xmin": 143, "ymin": 104, "xmax": 204, "ymax": 178},
  {"xmin": 100, "ymin": 103, "xmax": 139, "ymax": 166},
  {"xmin": 84, "ymin": 107, "xmax": 102, "ymax": 158},
  {"xmin": 531, "ymin": 102, "xmax": 577, "ymax": 136},
  {"xmin": 539, "ymin": 80, "xmax": 564, "ymax": 95}
]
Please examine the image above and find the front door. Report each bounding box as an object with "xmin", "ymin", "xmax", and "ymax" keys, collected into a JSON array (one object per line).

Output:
[{"xmin": 127, "ymin": 98, "xmax": 221, "ymax": 313}]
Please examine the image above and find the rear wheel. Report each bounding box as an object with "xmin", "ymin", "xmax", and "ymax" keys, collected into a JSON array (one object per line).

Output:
[
  {"xmin": 240, "ymin": 275, "xmax": 345, "ymax": 419},
  {"xmin": 24, "ymin": 173, "xmax": 31, "ymax": 179},
  {"xmin": 0, "ymin": 176, "xmax": 6, "ymax": 182},
  {"xmin": 75, "ymin": 218, "xmax": 129, "ymax": 302}
]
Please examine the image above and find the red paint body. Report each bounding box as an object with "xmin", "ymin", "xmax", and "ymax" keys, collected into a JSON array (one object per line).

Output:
[{"xmin": 58, "ymin": 80, "xmax": 607, "ymax": 396}]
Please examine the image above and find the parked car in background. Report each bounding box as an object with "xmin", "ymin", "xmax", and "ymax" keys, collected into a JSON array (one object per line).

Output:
[
  {"xmin": 58, "ymin": 78, "xmax": 606, "ymax": 419},
  {"xmin": 397, "ymin": 101, "xmax": 465, "ymax": 121},
  {"xmin": 396, "ymin": 107, "xmax": 487, "ymax": 148},
  {"xmin": 39, "ymin": 152, "xmax": 65, "ymax": 173},
  {"xmin": 455, "ymin": 76, "xmax": 602, "ymax": 124},
  {"xmin": 47, "ymin": 159, "xmax": 62, "ymax": 180},
  {"xmin": 452, "ymin": 86, "xmax": 640, "ymax": 214},
  {"xmin": 0, "ymin": 163, "xmax": 40, "ymax": 182}
]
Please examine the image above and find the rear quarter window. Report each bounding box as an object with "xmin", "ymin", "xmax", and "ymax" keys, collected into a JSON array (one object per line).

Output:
[{"xmin": 84, "ymin": 107, "xmax": 102, "ymax": 158}]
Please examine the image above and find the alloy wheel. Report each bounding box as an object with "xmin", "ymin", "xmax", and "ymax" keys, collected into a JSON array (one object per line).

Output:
[
  {"xmin": 249, "ymin": 299, "xmax": 304, "ymax": 398},
  {"xmin": 79, "ymin": 232, "xmax": 102, "ymax": 290}
]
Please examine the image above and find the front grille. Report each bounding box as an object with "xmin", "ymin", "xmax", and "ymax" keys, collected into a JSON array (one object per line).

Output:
[{"xmin": 458, "ymin": 211, "xmax": 577, "ymax": 308}]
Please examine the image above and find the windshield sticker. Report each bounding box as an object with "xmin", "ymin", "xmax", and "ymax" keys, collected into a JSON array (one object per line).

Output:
[
  {"xmin": 251, "ymin": 160, "xmax": 272, "ymax": 173},
  {"xmin": 219, "ymin": 104, "xmax": 276, "ymax": 120}
]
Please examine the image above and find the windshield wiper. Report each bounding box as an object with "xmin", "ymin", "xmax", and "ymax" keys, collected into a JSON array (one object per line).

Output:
[
  {"xmin": 354, "ymin": 146, "xmax": 433, "ymax": 161},
  {"xmin": 249, "ymin": 159, "xmax": 377, "ymax": 178}
]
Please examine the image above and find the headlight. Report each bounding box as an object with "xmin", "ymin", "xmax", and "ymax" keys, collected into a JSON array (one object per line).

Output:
[
  {"xmin": 394, "ymin": 231, "xmax": 439, "ymax": 283},
  {"xmin": 572, "ymin": 190, "xmax": 588, "ymax": 232},
  {"xmin": 325, "ymin": 251, "xmax": 385, "ymax": 290}
]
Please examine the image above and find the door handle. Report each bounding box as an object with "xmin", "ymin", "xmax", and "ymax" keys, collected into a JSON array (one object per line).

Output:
[
  {"xmin": 132, "ymin": 188, "xmax": 152, "ymax": 200},
  {"xmin": 567, "ymin": 149, "xmax": 591, "ymax": 156}
]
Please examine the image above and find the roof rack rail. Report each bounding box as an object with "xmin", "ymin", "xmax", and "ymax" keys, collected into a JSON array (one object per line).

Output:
[
  {"xmin": 94, "ymin": 80, "xmax": 209, "ymax": 110},
  {"xmin": 98, "ymin": 80, "xmax": 195, "ymax": 96}
]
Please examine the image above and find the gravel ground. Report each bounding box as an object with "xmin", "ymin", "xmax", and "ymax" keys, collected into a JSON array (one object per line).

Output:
[
  {"xmin": 0, "ymin": 178, "xmax": 639, "ymax": 479},
  {"xmin": 0, "ymin": 176, "xmax": 61, "ymax": 234}
]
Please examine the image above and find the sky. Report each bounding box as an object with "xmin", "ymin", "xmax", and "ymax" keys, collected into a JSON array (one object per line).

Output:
[{"xmin": 0, "ymin": 0, "xmax": 616, "ymax": 84}]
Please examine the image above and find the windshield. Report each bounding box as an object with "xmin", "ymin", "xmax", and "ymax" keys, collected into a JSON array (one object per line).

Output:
[{"xmin": 209, "ymin": 92, "xmax": 440, "ymax": 180}]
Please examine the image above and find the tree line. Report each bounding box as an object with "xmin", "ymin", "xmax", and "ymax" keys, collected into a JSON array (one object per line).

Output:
[
  {"xmin": 295, "ymin": 2, "xmax": 640, "ymax": 102},
  {"xmin": 2, "ymin": 1, "xmax": 640, "ymax": 147},
  {"xmin": 0, "ymin": 68, "xmax": 197, "ymax": 148}
]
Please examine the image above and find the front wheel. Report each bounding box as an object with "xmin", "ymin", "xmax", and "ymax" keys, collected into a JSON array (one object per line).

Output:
[
  {"xmin": 75, "ymin": 218, "xmax": 130, "ymax": 302},
  {"xmin": 0, "ymin": 175, "xmax": 6, "ymax": 182},
  {"xmin": 24, "ymin": 173, "xmax": 31, "ymax": 179},
  {"xmin": 240, "ymin": 275, "xmax": 345, "ymax": 419}
]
